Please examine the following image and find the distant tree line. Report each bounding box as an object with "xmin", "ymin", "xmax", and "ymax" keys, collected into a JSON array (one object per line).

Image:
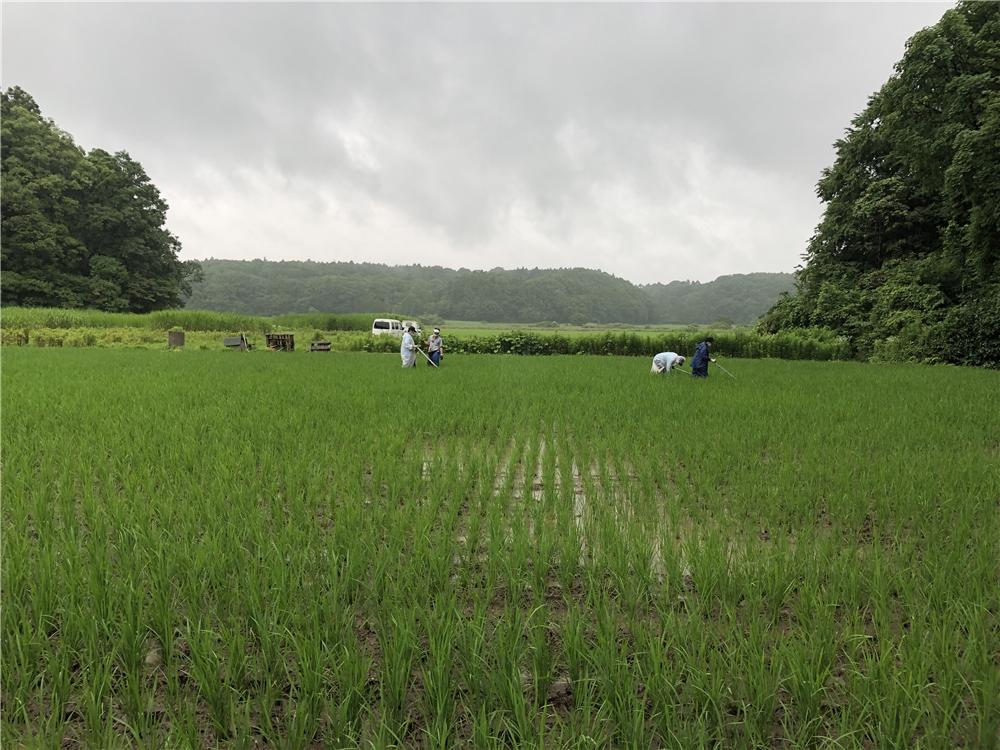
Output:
[
  {"xmin": 1, "ymin": 87, "xmax": 200, "ymax": 312},
  {"xmin": 760, "ymin": 2, "xmax": 1000, "ymax": 367},
  {"xmin": 184, "ymin": 259, "xmax": 794, "ymax": 325},
  {"xmin": 643, "ymin": 274, "xmax": 795, "ymax": 325}
]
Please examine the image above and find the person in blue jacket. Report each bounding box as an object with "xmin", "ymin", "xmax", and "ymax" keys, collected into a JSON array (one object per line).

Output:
[{"xmin": 690, "ymin": 336, "xmax": 716, "ymax": 377}]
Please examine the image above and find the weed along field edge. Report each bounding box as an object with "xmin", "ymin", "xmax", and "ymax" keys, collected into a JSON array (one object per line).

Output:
[
  {"xmin": 0, "ymin": 305, "xmax": 852, "ymax": 361},
  {"xmin": 3, "ymin": 349, "xmax": 999, "ymax": 748}
]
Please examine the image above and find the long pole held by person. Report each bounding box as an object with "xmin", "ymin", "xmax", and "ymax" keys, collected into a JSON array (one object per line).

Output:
[{"xmin": 714, "ymin": 360, "xmax": 737, "ymax": 379}]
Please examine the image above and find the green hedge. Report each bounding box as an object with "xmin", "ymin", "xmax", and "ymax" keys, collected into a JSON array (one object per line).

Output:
[{"xmin": 444, "ymin": 330, "xmax": 852, "ymax": 360}]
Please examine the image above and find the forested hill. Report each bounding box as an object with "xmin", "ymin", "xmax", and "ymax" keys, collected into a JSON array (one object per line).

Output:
[
  {"xmin": 643, "ymin": 274, "xmax": 795, "ymax": 326},
  {"xmin": 183, "ymin": 259, "xmax": 794, "ymax": 324},
  {"xmin": 759, "ymin": 2, "xmax": 999, "ymax": 366}
]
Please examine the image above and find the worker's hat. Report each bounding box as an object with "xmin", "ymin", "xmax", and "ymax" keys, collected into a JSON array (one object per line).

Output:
[{"xmin": 433, "ymin": 327, "xmax": 440, "ymax": 334}]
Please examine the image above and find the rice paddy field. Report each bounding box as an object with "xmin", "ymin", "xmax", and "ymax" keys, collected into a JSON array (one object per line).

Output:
[{"xmin": 3, "ymin": 349, "xmax": 998, "ymax": 749}]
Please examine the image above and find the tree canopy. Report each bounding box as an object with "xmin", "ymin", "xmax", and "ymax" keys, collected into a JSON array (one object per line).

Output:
[
  {"xmin": 184, "ymin": 258, "xmax": 794, "ymax": 325},
  {"xmin": 1, "ymin": 87, "xmax": 199, "ymax": 312},
  {"xmin": 759, "ymin": 3, "xmax": 1000, "ymax": 366}
]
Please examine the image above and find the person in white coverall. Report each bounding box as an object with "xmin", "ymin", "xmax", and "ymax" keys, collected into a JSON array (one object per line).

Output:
[
  {"xmin": 650, "ymin": 351, "xmax": 685, "ymax": 374},
  {"xmin": 400, "ymin": 326, "xmax": 418, "ymax": 368}
]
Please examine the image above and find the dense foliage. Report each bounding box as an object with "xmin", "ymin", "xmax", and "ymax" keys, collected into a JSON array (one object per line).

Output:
[
  {"xmin": 759, "ymin": 3, "xmax": 1000, "ymax": 366},
  {"xmin": 185, "ymin": 259, "xmax": 794, "ymax": 325},
  {"xmin": 1, "ymin": 87, "xmax": 199, "ymax": 312}
]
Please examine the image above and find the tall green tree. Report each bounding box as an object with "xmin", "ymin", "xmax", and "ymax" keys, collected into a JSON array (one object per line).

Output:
[
  {"xmin": 759, "ymin": 2, "xmax": 1000, "ymax": 366},
  {"xmin": 1, "ymin": 87, "xmax": 199, "ymax": 312}
]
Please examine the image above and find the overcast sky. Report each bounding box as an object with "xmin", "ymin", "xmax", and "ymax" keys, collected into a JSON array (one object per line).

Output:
[{"xmin": 3, "ymin": 2, "xmax": 951, "ymax": 284}]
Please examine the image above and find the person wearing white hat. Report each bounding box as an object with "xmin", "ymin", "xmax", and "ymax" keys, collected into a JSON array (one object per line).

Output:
[
  {"xmin": 650, "ymin": 351, "xmax": 685, "ymax": 374},
  {"xmin": 400, "ymin": 325, "xmax": 418, "ymax": 368},
  {"xmin": 426, "ymin": 327, "xmax": 444, "ymax": 367}
]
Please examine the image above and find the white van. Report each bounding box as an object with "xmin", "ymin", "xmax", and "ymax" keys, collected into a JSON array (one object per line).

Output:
[{"xmin": 371, "ymin": 318, "xmax": 404, "ymax": 337}]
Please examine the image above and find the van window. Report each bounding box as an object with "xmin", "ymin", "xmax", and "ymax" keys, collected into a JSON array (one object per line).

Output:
[
  {"xmin": 391, "ymin": 321, "xmax": 401, "ymax": 330},
  {"xmin": 373, "ymin": 320, "xmax": 389, "ymax": 330}
]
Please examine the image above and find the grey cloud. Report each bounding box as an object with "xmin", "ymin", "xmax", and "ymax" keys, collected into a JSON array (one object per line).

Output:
[{"xmin": 2, "ymin": 2, "xmax": 951, "ymax": 282}]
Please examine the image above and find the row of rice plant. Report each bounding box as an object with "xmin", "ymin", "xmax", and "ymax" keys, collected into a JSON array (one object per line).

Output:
[{"xmin": 3, "ymin": 350, "xmax": 997, "ymax": 747}]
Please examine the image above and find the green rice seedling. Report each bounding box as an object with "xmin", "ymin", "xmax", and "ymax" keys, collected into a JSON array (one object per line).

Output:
[
  {"xmin": 247, "ymin": 608, "xmax": 281, "ymax": 686},
  {"xmin": 455, "ymin": 599, "xmax": 490, "ymax": 716},
  {"xmin": 487, "ymin": 605, "xmax": 536, "ymax": 745},
  {"xmin": 375, "ymin": 608, "xmax": 419, "ymax": 740},
  {"xmin": 284, "ymin": 627, "xmax": 326, "ymax": 748},
  {"xmin": 39, "ymin": 642, "xmax": 74, "ymax": 745},
  {"xmin": 778, "ymin": 633, "xmax": 835, "ymax": 745},
  {"xmin": 586, "ymin": 599, "xmax": 650, "ymax": 749},
  {"xmin": 80, "ymin": 654, "xmax": 117, "ymax": 746},
  {"xmin": 149, "ymin": 577, "xmax": 177, "ymax": 677},
  {"xmin": 3, "ymin": 350, "xmax": 998, "ymax": 746},
  {"xmin": 119, "ymin": 660, "xmax": 156, "ymax": 746},
  {"xmin": 185, "ymin": 623, "xmax": 234, "ymax": 739},
  {"xmin": 560, "ymin": 605, "xmax": 590, "ymax": 695},
  {"xmin": 326, "ymin": 639, "xmax": 370, "ymax": 748},
  {"xmin": 421, "ymin": 597, "xmax": 458, "ymax": 749},
  {"xmin": 527, "ymin": 606, "xmax": 555, "ymax": 708},
  {"xmin": 164, "ymin": 701, "xmax": 206, "ymax": 748},
  {"xmin": 731, "ymin": 617, "xmax": 785, "ymax": 746},
  {"xmin": 469, "ymin": 703, "xmax": 500, "ymax": 749},
  {"xmin": 563, "ymin": 674, "xmax": 611, "ymax": 747},
  {"xmin": 3, "ymin": 621, "xmax": 37, "ymax": 727}
]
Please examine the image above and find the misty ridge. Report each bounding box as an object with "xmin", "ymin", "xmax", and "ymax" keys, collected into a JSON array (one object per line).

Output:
[{"xmin": 184, "ymin": 259, "xmax": 794, "ymax": 325}]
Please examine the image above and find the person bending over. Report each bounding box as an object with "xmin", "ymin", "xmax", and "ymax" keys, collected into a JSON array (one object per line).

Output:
[{"xmin": 651, "ymin": 351, "xmax": 685, "ymax": 374}]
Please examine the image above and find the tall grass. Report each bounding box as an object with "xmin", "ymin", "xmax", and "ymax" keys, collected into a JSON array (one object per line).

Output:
[
  {"xmin": 3, "ymin": 351, "xmax": 998, "ymax": 747},
  {"xmin": 272, "ymin": 312, "xmax": 402, "ymax": 331},
  {"xmin": 0, "ymin": 306, "xmax": 402, "ymax": 333}
]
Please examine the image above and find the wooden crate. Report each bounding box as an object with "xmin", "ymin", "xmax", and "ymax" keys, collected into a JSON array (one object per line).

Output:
[{"xmin": 265, "ymin": 333, "xmax": 294, "ymax": 352}]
